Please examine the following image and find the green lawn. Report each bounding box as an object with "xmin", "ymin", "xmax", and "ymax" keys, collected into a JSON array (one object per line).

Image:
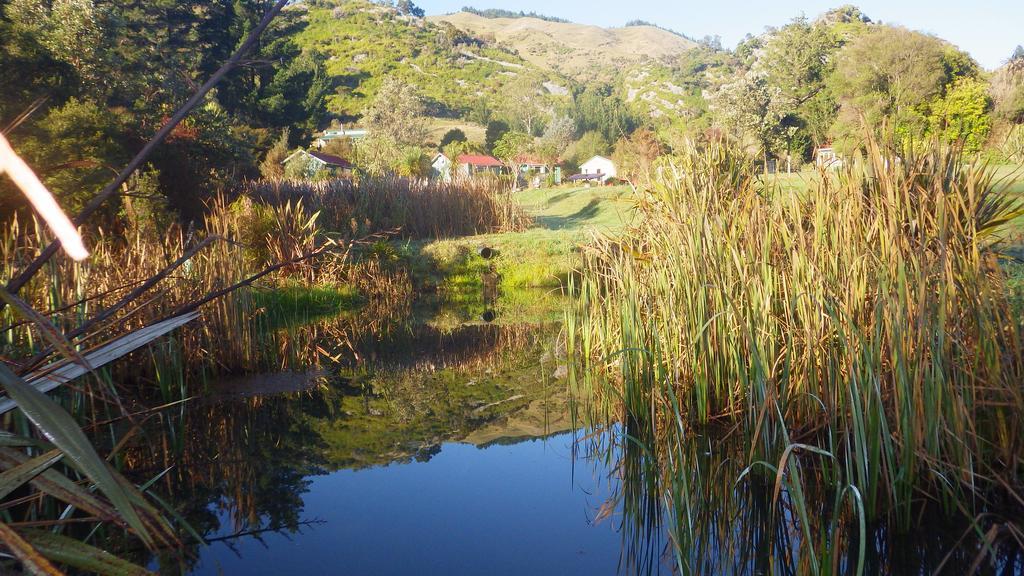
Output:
[{"xmin": 413, "ymin": 184, "xmax": 636, "ymax": 292}]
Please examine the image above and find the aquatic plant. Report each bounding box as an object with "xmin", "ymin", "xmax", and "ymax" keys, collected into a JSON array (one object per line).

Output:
[{"xmin": 568, "ymin": 136, "xmax": 1024, "ymax": 571}]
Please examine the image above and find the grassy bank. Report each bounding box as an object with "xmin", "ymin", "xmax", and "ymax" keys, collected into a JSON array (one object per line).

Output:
[{"xmin": 408, "ymin": 184, "xmax": 635, "ymax": 292}]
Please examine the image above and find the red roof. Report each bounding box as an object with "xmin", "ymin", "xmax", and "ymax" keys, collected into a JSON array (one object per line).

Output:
[
  {"xmin": 513, "ymin": 154, "xmax": 550, "ymax": 166},
  {"xmin": 308, "ymin": 151, "xmax": 353, "ymax": 168},
  {"xmin": 457, "ymin": 154, "xmax": 503, "ymax": 167}
]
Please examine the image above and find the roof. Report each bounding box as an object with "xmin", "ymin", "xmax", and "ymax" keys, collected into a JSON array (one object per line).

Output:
[
  {"xmin": 307, "ymin": 151, "xmax": 353, "ymax": 168},
  {"xmin": 567, "ymin": 173, "xmax": 603, "ymax": 181},
  {"xmin": 581, "ymin": 155, "xmax": 613, "ymax": 165},
  {"xmin": 514, "ymin": 154, "xmax": 550, "ymax": 166},
  {"xmin": 319, "ymin": 127, "xmax": 368, "ymax": 139},
  {"xmin": 457, "ymin": 154, "xmax": 504, "ymax": 167}
]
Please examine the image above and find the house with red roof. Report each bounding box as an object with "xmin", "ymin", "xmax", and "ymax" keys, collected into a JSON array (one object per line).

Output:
[
  {"xmin": 282, "ymin": 149, "xmax": 354, "ymax": 180},
  {"xmin": 456, "ymin": 154, "xmax": 505, "ymax": 178}
]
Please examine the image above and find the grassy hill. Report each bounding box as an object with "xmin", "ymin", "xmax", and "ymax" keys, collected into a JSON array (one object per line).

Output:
[
  {"xmin": 428, "ymin": 11, "xmax": 697, "ymax": 79},
  {"xmin": 291, "ymin": 0, "xmax": 569, "ymax": 121}
]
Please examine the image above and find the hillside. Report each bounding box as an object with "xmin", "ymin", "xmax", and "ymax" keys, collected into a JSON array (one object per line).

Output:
[
  {"xmin": 428, "ymin": 12, "xmax": 697, "ymax": 79},
  {"xmin": 291, "ymin": 1, "xmax": 570, "ymax": 121}
]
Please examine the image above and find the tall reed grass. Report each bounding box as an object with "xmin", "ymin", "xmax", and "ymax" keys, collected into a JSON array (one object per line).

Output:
[
  {"xmin": 243, "ymin": 176, "xmax": 530, "ymax": 239},
  {"xmin": 567, "ymin": 137, "xmax": 1024, "ymax": 569}
]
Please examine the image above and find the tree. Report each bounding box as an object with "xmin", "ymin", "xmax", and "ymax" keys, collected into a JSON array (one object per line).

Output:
[
  {"xmin": 397, "ymin": 147, "xmax": 432, "ymax": 177},
  {"xmin": 819, "ymin": 5, "xmax": 871, "ymax": 25},
  {"xmin": 260, "ymin": 128, "xmax": 290, "ymax": 179},
  {"xmin": 834, "ymin": 27, "xmax": 948, "ymax": 113},
  {"xmin": 256, "ymin": 50, "xmax": 330, "ymax": 141},
  {"xmin": 362, "ymin": 76, "xmax": 427, "ymax": 146},
  {"xmin": 574, "ymin": 83, "xmax": 637, "ymax": 142},
  {"xmin": 709, "ymin": 71, "xmax": 786, "ymax": 169},
  {"xmin": 492, "ymin": 131, "xmax": 532, "ymax": 164},
  {"xmin": 537, "ymin": 115, "xmax": 576, "ymax": 163},
  {"xmin": 758, "ymin": 17, "xmax": 837, "ymax": 109},
  {"xmin": 396, "ymin": 0, "xmax": 425, "ymax": 18},
  {"xmin": 564, "ymin": 130, "xmax": 611, "ymax": 172},
  {"xmin": 1012, "ymin": 45, "xmax": 1024, "ymax": 62},
  {"xmin": 502, "ymin": 81, "xmax": 547, "ymax": 136},
  {"xmin": 930, "ymin": 77, "xmax": 992, "ymax": 152},
  {"xmin": 612, "ymin": 129, "xmax": 663, "ymax": 184},
  {"xmin": 485, "ymin": 120, "xmax": 511, "ymax": 154},
  {"xmin": 830, "ymin": 26, "xmax": 958, "ymax": 146},
  {"xmin": 439, "ymin": 128, "xmax": 468, "ymax": 148}
]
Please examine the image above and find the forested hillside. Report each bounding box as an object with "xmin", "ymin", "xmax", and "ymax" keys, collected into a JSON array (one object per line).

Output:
[
  {"xmin": 2, "ymin": 0, "xmax": 1022, "ymax": 224},
  {"xmin": 296, "ymin": 0, "xmax": 568, "ymax": 120}
]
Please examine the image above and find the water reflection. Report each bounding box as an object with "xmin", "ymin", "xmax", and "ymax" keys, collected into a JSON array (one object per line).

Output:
[
  {"xmin": 109, "ymin": 295, "xmax": 596, "ymax": 573},
  {"xmin": 103, "ymin": 290, "xmax": 1023, "ymax": 575},
  {"xmin": 586, "ymin": 418, "xmax": 1024, "ymax": 576}
]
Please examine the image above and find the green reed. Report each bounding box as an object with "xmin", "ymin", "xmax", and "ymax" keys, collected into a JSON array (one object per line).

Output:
[{"xmin": 568, "ymin": 137, "xmax": 1024, "ymax": 571}]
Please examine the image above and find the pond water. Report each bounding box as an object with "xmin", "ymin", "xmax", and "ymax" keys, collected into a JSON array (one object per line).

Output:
[
  {"xmin": 109, "ymin": 296, "xmax": 672, "ymax": 575},
  {"xmin": 192, "ymin": 433, "xmax": 623, "ymax": 575},
  {"xmin": 100, "ymin": 294, "xmax": 1020, "ymax": 575}
]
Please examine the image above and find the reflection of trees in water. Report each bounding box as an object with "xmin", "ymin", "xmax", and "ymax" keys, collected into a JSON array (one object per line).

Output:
[
  {"xmin": 112, "ymin": 310, "xmax": 565, "ymax": 571},
  {"xmin": 305, "ymin": 321, "xmax": 566, "ymax": 470},
  {"xmin": 587, "ymin": 422, "xmax": 1024, "ymax": 575}
]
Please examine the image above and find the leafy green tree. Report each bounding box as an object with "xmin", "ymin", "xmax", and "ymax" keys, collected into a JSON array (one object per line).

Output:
[
  {"xmin": 396, "ymin": 0, "xmax": 424, "ymax": 18},
  {"xmin": 758, "ymin": 17, "xmax": 838, "ymax": 108},
  {"xmin": 573, "ymin": 83, "xmax": 637, "ymax": 142},
  {"xmin": 830, "ymin": 26, "xmax": 967, "ymax": 147},
  {"xmin": 362, "ymin": 76, "xmax": 427, "ymax": 146},
  {"xmin": 564, "ymin": 130, "xmax": 611, "ymax": 172},
  {"xmin": 0, "ymin": 8, "xmax": 74, "ymax": 123},
  {"xmin": 537, "ymin": 115, "xmax": 575, "ymax": 163},
  {"xmin": 439, "ymin": 128, "xmax": 468, "ymax": 148},
  {"xmin": 930, "ymin": 77, "xmax": 992, "ymax": 152},
  {"xmin": 492, "ymin": 131, "xmax": 532, "ymax": 164},
  {"xmin": 397, "ymin": 146, "xmax": 432, "ymax": 177},
  {"xmin": 485, "ymin": 120, "xmax": 510, "ymax": 154},
  {"xmin": 709, "ymin": 71, "xmax": 786, "ymax": 168},
  {"xmin": 18, "ymin": 98, "xmax": 132, "ymax": 215},
  {"xmin": 256, "ymin": 50, "xmax": 329, "ymax": 141},
  {"xmin": 753, "ymin": 17, "xmax": 841, "ymax": 155}
]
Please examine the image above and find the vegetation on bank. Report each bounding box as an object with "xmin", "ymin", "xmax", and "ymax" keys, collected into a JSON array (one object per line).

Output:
[{"xmin": 568, "ymin": 137, "xmax": 1024, "ymax": 571}]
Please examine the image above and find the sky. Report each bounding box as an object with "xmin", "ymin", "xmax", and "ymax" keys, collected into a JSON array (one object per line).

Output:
[{"xmin": 417, "ymin": 0, "xmax": 1023, "ymax": 70}]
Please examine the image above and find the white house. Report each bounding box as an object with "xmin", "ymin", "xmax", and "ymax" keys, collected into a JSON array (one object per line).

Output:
[
  {"xmin": 431, "ymin": 153, "xmax": 452, "ymax": 181},
  {"xmin": 814, "ymin": 146, "xmax": 843, "ymax": 169},
  {"xmin": 579, "ymin": 155, "xmax": 617, "ymax": 184}
]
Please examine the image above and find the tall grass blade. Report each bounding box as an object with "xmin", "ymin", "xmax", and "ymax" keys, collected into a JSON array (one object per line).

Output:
[
  {"xmin": 0, "ymin": 449, "xmax": 62, "ymax": 500},
  {"xmin": 0, "ymin": 522, "xmax": 62, "ymax": 576},
  {"xmin": 0, "ymin": 363, "xmax": 153, "ymax": 547}
]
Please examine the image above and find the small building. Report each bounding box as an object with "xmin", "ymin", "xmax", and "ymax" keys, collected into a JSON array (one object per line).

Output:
[
  {"xmin": 315, "ymin": 126, "xmax": 369, "ymax": 148},
  {"xmin": 814, "ymin": 146, "xmax": 843, "ymax": 169},
  {"xmin": 282, "ymin": 150, "xmax": 354, "ymax": 180},
  {"xmin": 514, "ymin": 154, "xmax": 552, "ymax": 175},
  {"xmin": 514, "ymin": 154, "xmax": 558, "ymax": 188},
  {"xmin": 457, "ymin": 154, "xmax": 505, "ymax": 178},
  {"xmin": 431, "ymin": 153, "xmax": 453, "ymax": 182},
  {"xmin": 577, "ymin": 155, "xmax": 617, "ymax": 184}
]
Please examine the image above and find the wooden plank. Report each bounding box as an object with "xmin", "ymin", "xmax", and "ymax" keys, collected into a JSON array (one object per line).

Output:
[{"xmin": 0, "ymin": 313, "xmax": 199, "ymax": 415}]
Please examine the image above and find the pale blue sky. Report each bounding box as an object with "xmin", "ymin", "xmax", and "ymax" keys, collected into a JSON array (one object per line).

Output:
[{"xmin": 418, "ymin": 0, "xmax": 1023, "ymax": 70}]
